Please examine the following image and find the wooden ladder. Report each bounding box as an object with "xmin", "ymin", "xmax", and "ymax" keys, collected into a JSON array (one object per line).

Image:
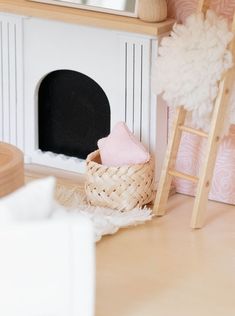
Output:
[{"xmin": 153, "ymin": 0, "xmax": 235, "ymax": 228}]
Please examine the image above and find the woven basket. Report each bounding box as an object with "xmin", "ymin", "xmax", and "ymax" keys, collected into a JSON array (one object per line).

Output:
[{"xmin": 85, "ymin": 150, "xmax": 155, "ymax": 211}]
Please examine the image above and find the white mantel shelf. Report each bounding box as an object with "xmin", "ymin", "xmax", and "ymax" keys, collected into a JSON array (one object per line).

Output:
[{"xmin": 0, "ymin": 0, "xmax": 174, "ymax": 36}]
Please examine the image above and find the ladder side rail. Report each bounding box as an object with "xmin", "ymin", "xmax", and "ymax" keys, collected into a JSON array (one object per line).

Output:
[
  {"xmin": 153, "ymin": 107, "xmax": 187, "ymax": 215},
  {"xmin": 191, "ymin": 67, "xmax": 235, "ymax": 228},
  {"xmin": 197, "ymin": 0, "xmax": 211, "ymax": 13},
  {"xmin": 191, "ymin": 11, "xmax": 235, "ymax": 228}
]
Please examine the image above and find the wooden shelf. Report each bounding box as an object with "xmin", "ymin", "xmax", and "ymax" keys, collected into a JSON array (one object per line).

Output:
[{"xmin": 0, "ymin": 0, "xmax": 175, "ymax": 36}]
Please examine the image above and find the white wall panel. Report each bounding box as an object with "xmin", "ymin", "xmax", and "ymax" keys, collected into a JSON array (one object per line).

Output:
[{"xmin": 0, "ymin": 14, "xmax": 24, "ymax": 150}]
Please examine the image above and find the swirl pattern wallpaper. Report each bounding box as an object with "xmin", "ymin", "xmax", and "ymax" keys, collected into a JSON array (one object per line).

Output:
[{"xmin": 166, "ymin": 0, "xmax": 235, "ymax": 204}]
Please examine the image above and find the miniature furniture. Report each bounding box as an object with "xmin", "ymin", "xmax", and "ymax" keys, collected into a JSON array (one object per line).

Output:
[
  {"xmin": 0, "ymin": 218, "xmax": 95, "ymax": 316},
  {"xmin": 0, "ymin": 142, "xmax": 24, "ymax": 197},
  {"xmin": 153, "ymin": 0, "xmax": 235, "ymax": 228},
  {"xmin": 0, "ymin": 1, "xmax": 174, "ymax": 176}
]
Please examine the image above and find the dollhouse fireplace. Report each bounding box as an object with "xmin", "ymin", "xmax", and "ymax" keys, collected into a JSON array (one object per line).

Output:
[{"xmin": 0, "ymin": 10, "xmax": 170, "ymax": 174}]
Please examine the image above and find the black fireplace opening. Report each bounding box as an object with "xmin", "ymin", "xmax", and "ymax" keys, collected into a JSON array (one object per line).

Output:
[{"xmin": 38, "ymin": 70, "xmax": 111, "ymax": 159}]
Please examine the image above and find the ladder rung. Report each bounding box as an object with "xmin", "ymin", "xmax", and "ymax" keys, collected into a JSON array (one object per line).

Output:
[
  {"xmin": 168, "ymin": 170, "xmax": 199, "ymax": 183},
  {"xmin": 178, "ymin": 125, "xmax": 208, "ymax": 138}
]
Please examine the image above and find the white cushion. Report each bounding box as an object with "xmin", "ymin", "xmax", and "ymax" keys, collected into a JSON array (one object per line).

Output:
[{"xmin": 0, "ymin": 219, "xmax": 94, "ymax": 316}]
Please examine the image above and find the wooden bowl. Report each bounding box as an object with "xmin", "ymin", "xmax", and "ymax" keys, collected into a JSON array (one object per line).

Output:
[{"xmin": 0, "ymin": 142, "xmax": 24, "ymax": 198}]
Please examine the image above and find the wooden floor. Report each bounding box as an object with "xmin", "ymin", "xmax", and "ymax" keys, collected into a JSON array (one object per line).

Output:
[
  {"xmin": 96, "ymin": 194, "xmax": 235, "ymax": 316},
  {"xmin": 24, "ymin": 165, "xmax": 235, "ymax": 316}
]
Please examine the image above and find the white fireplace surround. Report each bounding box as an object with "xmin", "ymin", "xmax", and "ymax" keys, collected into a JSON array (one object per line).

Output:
[{"xmin": 0, "ymin": 12, "xmax": 168, "ymax": 176}]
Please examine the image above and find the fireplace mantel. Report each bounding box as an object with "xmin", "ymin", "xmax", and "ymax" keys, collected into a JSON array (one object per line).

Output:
[{"xmin": 0, "ymin": 0, "xmax": 174, "ymax": 36}]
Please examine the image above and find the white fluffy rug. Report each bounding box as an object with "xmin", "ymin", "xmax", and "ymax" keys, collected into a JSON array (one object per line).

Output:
[{"xmin": 0, "ymin": 178, "xmax": 152, "ymax": 242}]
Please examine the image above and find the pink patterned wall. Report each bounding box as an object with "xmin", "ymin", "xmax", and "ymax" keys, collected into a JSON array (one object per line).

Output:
[
  {"xmin": 167, "ymin": 0, "xmax": 235, "ymax": 22},
  {"xmin": 166, "ymin": 0, "xmax": 235, "ymax": 205}
]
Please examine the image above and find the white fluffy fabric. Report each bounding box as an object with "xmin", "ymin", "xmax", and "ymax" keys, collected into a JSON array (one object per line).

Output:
[
  {"xmin": 0, "ymin": 178, "xmax": 152, "ymax": 242},
  {"xmin": 0, "ymin": 177, "xmax": 55, "ymax": 223},
  {"xmin": 152, "ymin": 10, "xmax": 235, "ymax": 133},
  {"xmin": 53, "ymin": 205, "xmax": 152, "ymax": 242}
]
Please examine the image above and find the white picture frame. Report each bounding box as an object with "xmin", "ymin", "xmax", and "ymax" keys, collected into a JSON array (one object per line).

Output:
[{"xmin": 28, "ymin": 0, "xmax": 139, "ymax": 17}]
